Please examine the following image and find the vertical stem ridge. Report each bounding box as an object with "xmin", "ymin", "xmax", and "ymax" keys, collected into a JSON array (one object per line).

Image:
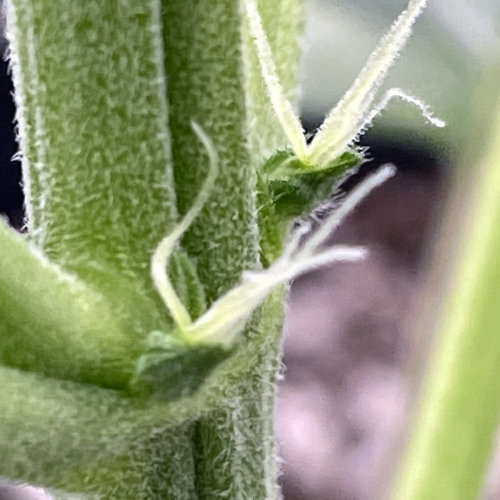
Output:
[
  {"xmin": 5, "ymin": 0, "xmax": 45, "ymax": 233},
  {"xmin": 7, "ymin": 0, "xmax": 177, "ymax": 285},
  {"xmin": 192, "ymin": 289, "xmax": 286, "ymax": 499},
  {"xmin": 160, "ymin": 0, "xmax": 303, "ymax": 496},
  {"xmin": 162, "ymin": 0, "xmax": 260, "ymax": 302}
]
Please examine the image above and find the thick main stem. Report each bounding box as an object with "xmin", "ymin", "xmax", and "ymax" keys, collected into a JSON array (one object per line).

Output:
[
  {"xmin": 7, "ymin": 0, "xmax": 177, "ymax": 296},
  {"xmin": 192, "ymin": 289, "xmax": 286, "ymax": 498},
  {"xmin": 161, "ymin": 0, "xmax": 303, "ymax": 497}
]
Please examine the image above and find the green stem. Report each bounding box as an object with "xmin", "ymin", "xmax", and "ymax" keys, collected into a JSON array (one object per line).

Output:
[
  {"xmin": 192, "ymin": 288, "xmax": 286, "ymax": 498},
  {"xmin": 392, "ymin": 84, "xmax": 500, "ymax": 499},
  {"xmin": 160, "ymin": 1, "xmax": 303, "ymax": 496},
  {"xmin": 161, "ymin": 0, "xmax": 260, "ymax": 302},
  {"xmin": 7, "ymin": 0, "xmax": 177, "ymax": 290},
  {"xmin": 5, "ymin": 0, "xmax": 184, "ymax": 385},
  {"xmin": 3, "ymin": 0, "xmax": 305, "ymax": 496}
]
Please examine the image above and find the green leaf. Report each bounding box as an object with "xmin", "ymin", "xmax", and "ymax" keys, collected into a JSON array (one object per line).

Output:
[
  {"xmin": 130, "ymin": 331, "xmax": 231, "ymax": 401},
  {"xmin": 264, "ymin": 150, "xmax": 361, "ymax": 217},
  {"xmin": 0, "ymin": 219, "xmax": 141, "ymax": 388},
  {"xmin": 0, "ymin": 365, "xmax": 199, "ymax": 498},
  {"xmin": 257, "ymin": 149, "xmax": 362, "ymax": 263}
]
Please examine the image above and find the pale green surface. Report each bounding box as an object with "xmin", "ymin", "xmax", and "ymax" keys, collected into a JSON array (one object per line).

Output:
[
  {"xmin": 307, "ymin": 0, "xmax": 430, "ymax": 166},
  {"xmin": 0, "ymin": 365, "xmax": 198, "ymax": 499},
  {"xmin": 0, "ymin": 220, "xmax": 139, "ymax": 388},
  {"xmin": 161, "ymin": 1, "xmax": 305, "ymax": 496},
  {"xmin": 9, "ymin": 0, "xmax": 177, "ymax": 278},
  {"xmin": 162, "ymin": 0, "xmax": 260, "ymax": 302},
  {"xmin": 7, "ymin": 0, "xmax": 175, "ymax": 344},
  {"xmin": 243, "ymin": 0, "xmax": 305, "ymax": 166},
  {"xmin": 392, "ymin": 86, "xmax": 500, "ymax": 499}
]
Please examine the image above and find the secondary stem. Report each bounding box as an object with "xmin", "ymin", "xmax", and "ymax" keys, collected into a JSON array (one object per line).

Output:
[{"xmin": 392, "ymin": 84, "xmax": 500, "ymax": 500}]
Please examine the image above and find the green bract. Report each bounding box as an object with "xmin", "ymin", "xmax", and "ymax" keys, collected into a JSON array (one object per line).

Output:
[{"xmin": 258, "ymin": 149, "xmax": 361, "ymax": 262}]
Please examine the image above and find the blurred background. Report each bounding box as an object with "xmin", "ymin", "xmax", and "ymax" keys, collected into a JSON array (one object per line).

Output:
[
  {"xmin": 279, "ymin": 1, "xmax": 500, "ymax": 499},
  {"xmin": 0, "ymin": 1, "xmax": 499, "ymax": 498}
]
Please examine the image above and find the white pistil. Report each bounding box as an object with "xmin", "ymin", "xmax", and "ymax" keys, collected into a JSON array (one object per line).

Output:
[
  {"xmin": 358, "ymin": 88, "xmax": 446, "ymax": 138},
  {"xmin": 308, "ymin": 0, "xmax": 430, "ymax": 167},
  {"xmin": 151, "ymin": 122, "xmax": 218, "ymax": 333}
]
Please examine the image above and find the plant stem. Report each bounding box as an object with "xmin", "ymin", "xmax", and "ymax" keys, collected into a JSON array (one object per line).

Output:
[
  {"xmin": 161, "ymin": 0, "xmax": 260, "ymax": 302},
  {"xmin": 392, "ymin": 83, "xmax": 500, "ymax": 500},
  {"xmin": 161, "ymin": 1, "xmax": 303, "ymax": 496},
  {"xmin": 7, "ymin": 0, "xmax": 177, "ymax": 291},
  {"xmin": 3, "ymin": 0, "xmax": 305, "ymax": 497},
  {"xmin": 192, "ymin": 288, "xmax": 286, "ymax": 498}
]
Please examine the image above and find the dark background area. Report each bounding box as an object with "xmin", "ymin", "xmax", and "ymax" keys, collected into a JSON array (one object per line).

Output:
[{"xmin": 0, "ymin": 36, "xmax": 23, "ymax": 229}]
